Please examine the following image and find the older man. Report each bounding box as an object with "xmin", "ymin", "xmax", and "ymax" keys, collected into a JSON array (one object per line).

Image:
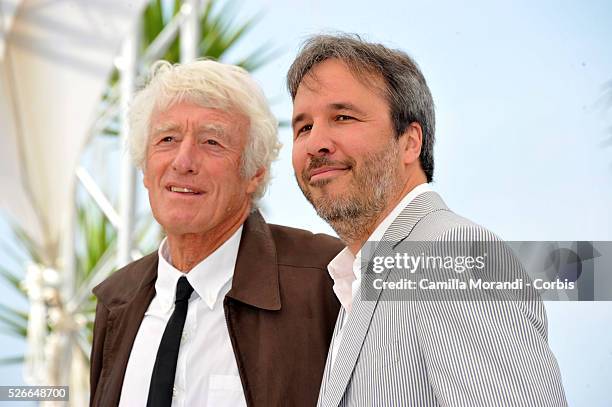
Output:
[
  {"xmin": 90, "ymin": 60, "xmax": 342, "ymax": 407},
  {"xmin": 288, "ymin": 34, "xmax": 567, "ymax": 406}
]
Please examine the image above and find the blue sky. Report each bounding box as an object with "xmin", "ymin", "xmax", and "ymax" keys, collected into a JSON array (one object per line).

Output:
[
  {"xmin": 0, "ymin": 0, "xmax": 611, "ymax": 405},
  {"xmin": 227, "ymin": 0, "xmax": 612, "ymax": 242}
]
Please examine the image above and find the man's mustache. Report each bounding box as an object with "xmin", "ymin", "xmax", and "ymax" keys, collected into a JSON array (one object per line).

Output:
[{"xmin": 302, "ymin": 156, "xmax": 354, "ymax": 182}]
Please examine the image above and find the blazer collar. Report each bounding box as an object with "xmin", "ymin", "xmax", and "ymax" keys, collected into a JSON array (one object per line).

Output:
[
  {"xmin": 226, "ymin": 210, "xmax": 281, "ymax": 311},
  {"xmin": 382, "ymin": 190, "xmax": 449, "ymax": 244}
]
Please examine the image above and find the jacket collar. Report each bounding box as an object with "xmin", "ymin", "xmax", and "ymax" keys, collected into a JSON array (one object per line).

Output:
[
  {"xmin": 382, "ymin": 190, "xmax": 450, "ymax": 244},
  {"xmin": 94, "ymin": 210, "xmax": 280, "ymax": 311},
  {"xmin": 226, "ymin": 210, "xmax": 281, "ymax": 311},
  {"xmin": 93, "ymin": 252, "xmax": 158, "ymax": 309}
]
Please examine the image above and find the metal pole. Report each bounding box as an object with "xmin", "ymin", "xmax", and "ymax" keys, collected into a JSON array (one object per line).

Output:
[
  {"xmin": 117, "ymin": 20, "xmax": 140, "ymax": 267},
  {"xmin": 60, "ymin": 180, "xmax": 75, "ymax": 304},
  {"xmin": 180, "ymin": 0, "xmax": 200, "ymax": 63},
  {"xmin": 76, "ymin": 166, "xmax": 121, "ymax": 228}
]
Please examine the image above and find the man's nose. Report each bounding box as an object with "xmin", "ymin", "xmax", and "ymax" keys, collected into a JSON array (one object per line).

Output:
[
  {"xmin": 305, "ymin": 123, "xmax": 335, "ymax": 157},
  {"xmin": 171, "ymin": 138, "xmax": 199, "ymax": 174}
]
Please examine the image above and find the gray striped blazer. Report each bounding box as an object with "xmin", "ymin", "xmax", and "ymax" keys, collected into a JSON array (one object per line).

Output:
[{"xmin": 317, "ymin": 191, "xmax": 567, "ymax": 407}]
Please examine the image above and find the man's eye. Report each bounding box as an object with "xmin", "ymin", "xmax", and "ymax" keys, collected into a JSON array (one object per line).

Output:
[
  {"xmin": 336, "ymin": 115, "xmax": 354, "ymax": 121},
  {"xmin": 297, "ymin": 124, "xmax": 312, "ymax": 135},
  {"xmin": 205, "ymin": 139, "xmax": 219, "ymax": 146},
  {"xmin": 160, "ymin": 136, "xmax": 174, "ymax": 143}
]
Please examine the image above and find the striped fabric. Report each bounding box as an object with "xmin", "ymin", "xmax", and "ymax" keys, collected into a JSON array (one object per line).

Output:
[{"xmin": 317, "ymin": 192, "xmax": 567, "ymax": 407}]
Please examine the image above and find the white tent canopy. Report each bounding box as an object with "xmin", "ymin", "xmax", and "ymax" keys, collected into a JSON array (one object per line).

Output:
[
  {"xmin": 0, "ymin": 1, "xmax": 148, "ymax": 404},
  {"xmin": 0, "ymin": 0, "xmax": 147, "ymax": 266},
  {"xmin": 0, "ymin": 0, "xmax": 21, "ymax": 58}
]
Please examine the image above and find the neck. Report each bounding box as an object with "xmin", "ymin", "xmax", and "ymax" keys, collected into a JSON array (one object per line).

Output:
[
  {"xmin": 346, "ymin": 176, "xmax": 426, "ymax": 255},
  {"xmin": 166, "ymin": 205, "xmax": 251, "ymax": 272}
]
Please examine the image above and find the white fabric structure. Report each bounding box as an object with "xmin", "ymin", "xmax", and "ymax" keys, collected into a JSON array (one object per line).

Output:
[
  {"xmin": 0, "ymin": 0, "xmax": 146, "ymax": 265},
  {"xmin": 0, "ymin": 0, "xmax": 21, "ymax": 58},
  {"xmin": 0, "ymin": 1, "xmax": 148, "ymax": 405},
  {"xmin": 0, "ymin": 0, "xmax": 206, "ymax": 404}
]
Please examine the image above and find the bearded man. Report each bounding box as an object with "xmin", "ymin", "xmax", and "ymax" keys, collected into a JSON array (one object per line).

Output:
[{"xmin": 288, "ymin": 34, "xmax": 568, "ymax": 407}]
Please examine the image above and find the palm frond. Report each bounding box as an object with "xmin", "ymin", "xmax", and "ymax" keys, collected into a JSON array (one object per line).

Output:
[
  {"xmin": 0, "ymin": 313, "xmax": 27, "ymax": 338},
  {"xmin": 0, "ymin": 303, "xmax": 27, "ymax": 323},
  {"xmin": 75, "ymin": 203, "xmax": 117, "ymax": 288},
  {"xmin": 0, "ymin": 265, "xmax": 25, "ymax": 296},
  {"xmin": 235, "ymin": 41, "xmax": 283, "ymax": 72},
  {"xmin": 0, "ymin": 355, "xmax": 25, "ymax": 365},
  {"xmin": 143, "ymin": 0, "xmax": 165, "ymax": 46},
  {"xmin": 7, "ymin": 222, "xmax": 43, "ymax": 265}
]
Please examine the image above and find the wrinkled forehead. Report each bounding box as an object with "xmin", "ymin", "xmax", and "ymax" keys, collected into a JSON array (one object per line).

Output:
[{"xmin": 148, "ymin": 93, "xmax": 250, "ymax": 133}]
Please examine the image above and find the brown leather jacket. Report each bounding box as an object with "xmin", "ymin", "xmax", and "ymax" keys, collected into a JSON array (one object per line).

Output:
[{"xmin": 90, "ymin": 211, "xmax": 342, "ymax": 406}]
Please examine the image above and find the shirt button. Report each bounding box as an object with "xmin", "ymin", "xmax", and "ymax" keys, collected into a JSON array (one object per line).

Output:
[
  {"xmin": 181, "ymin": 331, "xmax": 189, "ymax": 342},
  {"xmin": 172, "ymin": 386, "xmax": 177, "ymax": 398}
]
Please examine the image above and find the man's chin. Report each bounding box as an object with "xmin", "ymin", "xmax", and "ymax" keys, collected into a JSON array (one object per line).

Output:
[
  {"xmin": 308, "ymin": 189, "xmax": 347, "ymax": 206},
  {"xmin": 306, "ymin": 179, "xmax": 350, "ymax": 197},
  {"xmin": 308, "ymin": 178, "xmax": 333, "ymax": 188},
  {"xmin": 158, "ymin": 216, "xmax": 200, "ymax": 234}
]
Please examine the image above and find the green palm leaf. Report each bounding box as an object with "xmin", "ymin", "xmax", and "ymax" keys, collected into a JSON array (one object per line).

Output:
[{"xmin": 0, "ymin": 355, "xmax": 25, "ymax": 365}]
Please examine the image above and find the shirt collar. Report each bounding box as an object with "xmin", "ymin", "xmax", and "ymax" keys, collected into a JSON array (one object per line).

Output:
[
  {"xmin": 369, "ymin": 182, "xmax": 432, "ymax": 243},
  {"xmin": 327, "ymin": 246, "xmax": 355, "ymax": 282},
  {"xmin": 327, "ymin": 183, "xmax": 432, "ymax": 292},
  {"xmin": 156, "ymin": 225, "xmax": 244, "ymax": 312}
]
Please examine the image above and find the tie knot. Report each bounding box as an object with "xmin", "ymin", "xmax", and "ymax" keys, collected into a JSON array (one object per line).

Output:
[{"xmin": 175, "ymin": 276, "xmax": 194, "ymax": 303}]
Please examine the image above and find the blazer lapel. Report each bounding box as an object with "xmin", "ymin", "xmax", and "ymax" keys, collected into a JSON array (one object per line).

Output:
[
  {"xmin": 321, "ymin": 191, "xmax": 449, "ymax": 407},
  {"xmin": 317, "ymin": 307, "xmax": 346, "ymax": 406}
]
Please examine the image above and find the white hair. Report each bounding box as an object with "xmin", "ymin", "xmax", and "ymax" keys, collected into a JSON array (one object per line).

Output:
[{"xmin": 128, "ymin": 59, "xmax": 281, "ymax": 203}]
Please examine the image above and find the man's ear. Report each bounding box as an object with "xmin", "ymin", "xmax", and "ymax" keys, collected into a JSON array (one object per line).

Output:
[
  {"xmin": 142, "ymin": 166, "xmax": 150, "ymax": 190},
  {"xmin": 400, "ymin": 122, "xmax": 423, "ymax": 165},
  {"xmin": 142, "ymin": 147, "xmax": 150, "ymax": 189},
  {"xmin": 246, "ymin": 166, "xmax": 266, "ymax": 194}
]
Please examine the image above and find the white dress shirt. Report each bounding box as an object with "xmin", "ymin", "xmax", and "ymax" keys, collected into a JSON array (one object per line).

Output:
[
  {"xmin": 119, "ymin": 226, "xmax": 247, "ymax": 407},
  {"xmin": 327, "ymin": 183, "xmax": 432, "ymax": 367}
]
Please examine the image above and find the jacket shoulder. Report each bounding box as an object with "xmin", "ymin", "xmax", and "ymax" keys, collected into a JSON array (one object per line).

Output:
[
  {"xmin": 412, "ymin": 209, "xmax": 502, "ymax": 242},
  {"xmin": 92, "ymin": 252, "xmax": 158, "ymax": 307},
  {"xmin": 268, "ymin": 224, "xmax": 343, "ymax": 269}
]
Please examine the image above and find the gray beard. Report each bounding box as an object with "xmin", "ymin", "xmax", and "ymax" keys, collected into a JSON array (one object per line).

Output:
[{"xmin": 297, "ymin": 144, "xmax": 402, "ymax": 245}]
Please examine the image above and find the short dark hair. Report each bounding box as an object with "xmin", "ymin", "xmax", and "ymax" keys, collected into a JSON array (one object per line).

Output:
[{"xmin": 287, "ymin": 33, "xmax": 435, "ymax": 182}]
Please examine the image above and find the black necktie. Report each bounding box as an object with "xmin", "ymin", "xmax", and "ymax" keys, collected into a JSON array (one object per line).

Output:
[{"xmin": 147, "ymin": 276, "xmax": 194, "ymax": 407}]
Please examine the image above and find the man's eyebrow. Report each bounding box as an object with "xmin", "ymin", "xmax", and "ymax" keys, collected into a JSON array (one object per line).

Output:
[
  {"xmin": 151, "ymin": 122, "xmax": 180, "ymax": 135},
  {"xmin": 151, "ymin": 123, "xmax": 228, "ymax": 138},
  {"xmin": 291, "ymin": 113, "xmax": 307, "ymax": 129},
  {"xmin": 329, "ymin": 102, "xmax": 366, "ymax": 116},
  {"xmin": 196, "ymin": 123, "xmax": 226, "ymax": 136},
  {"xmin": 292, "ymin": 102, "xmax": 367, "ymax": 128}
]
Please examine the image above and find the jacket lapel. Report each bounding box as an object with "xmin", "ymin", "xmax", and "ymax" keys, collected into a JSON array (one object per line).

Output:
[
  {"xmin": 223, "ymin": 211, "xmax": 281, "ymax": 406},
  {"xmin": 321, "ymin": 191, "xmax": 449, "ymax": 407},
  {"xmin": 317, "ymin": 307, "xmax": 346, "ymax": 406},
  {"xmin": 93, "ymin": 254, "xmax": 158, "ymax": 406},
  {"xmin": 225, "ymin": 210, "xmax": 281, "ymax": 310}
]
